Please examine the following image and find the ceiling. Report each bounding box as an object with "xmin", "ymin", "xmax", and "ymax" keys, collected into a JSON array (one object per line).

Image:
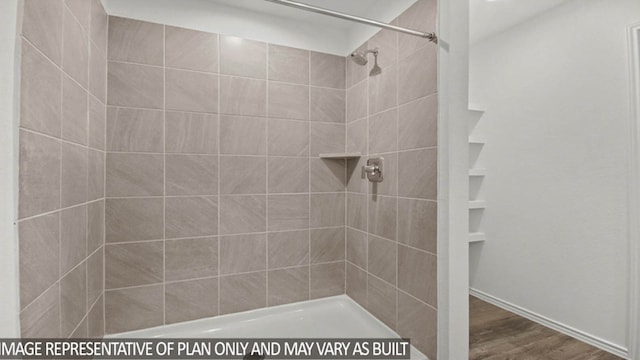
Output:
[
  {"xmin": 101, "ymin": 0, "xmax": 418, "ymax": 55},
  {"xmin": 470, "ymin": 0, "xmax": 573, "ymax": 44}
]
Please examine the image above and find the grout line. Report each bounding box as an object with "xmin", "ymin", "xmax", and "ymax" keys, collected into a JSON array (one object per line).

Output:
[
  {"xmin": 265, "ymin": 42, "xmax": 270, "ymax": 307},
  {"xmin": 216, "ymin": 33, "xmax": 221, "ymax": 317},
  {"xmin": 160, "ymin": 24, "xmax": 167, "ymax": 327},
  {"xmin": 57, "ymin": 8, "xmax": 66, "ymax": 338},
  {"xmin": 308, "ymin": 50, "xmax": 312, "ymax": 301}
]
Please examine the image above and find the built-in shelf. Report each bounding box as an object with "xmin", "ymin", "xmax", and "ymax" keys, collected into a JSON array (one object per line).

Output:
[
  {"xmin": 469, "ymin": 168, "xmax": 487, "ymax": 177},
  {"xmin": 468, "ymin": 103, "xmax": 488, "ymax": 112},
  {"xmin": 469, "ymin": 232, "xmax": 486, "ymax": 243},
  {"xmin": 469, "ymin": 200, "xmax": 487, "ymax": 210},
  {"xmin": 319, "ymin": 152, "xmax": 361, "ymax": 160},
  {"xmin": 469, "ymin": 137, "xmax": 486, "ymax": 145}
]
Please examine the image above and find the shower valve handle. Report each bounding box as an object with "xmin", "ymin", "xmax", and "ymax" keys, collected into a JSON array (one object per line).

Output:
[
  {"xmin": 363, "ymin": 158, "xmax": 384, "ymax": 182},
  {"xmin": 364, "ymin": 165, "xmax": 379, "ymax": 175}
]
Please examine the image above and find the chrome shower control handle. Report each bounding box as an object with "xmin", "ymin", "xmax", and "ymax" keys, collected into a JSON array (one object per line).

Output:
[{"xmin": 364, "ymin": 158, "xmax": 384, "ymax": 182}]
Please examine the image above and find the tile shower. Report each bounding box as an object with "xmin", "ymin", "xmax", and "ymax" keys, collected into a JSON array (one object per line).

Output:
[{"xmin": 16, "ymin": 0, "xmax": 437, "ymax": 358}]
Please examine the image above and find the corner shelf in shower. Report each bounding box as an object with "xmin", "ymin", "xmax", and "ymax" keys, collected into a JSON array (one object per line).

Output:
[
  {"xmin": 469, "ymin": 168, "xmax": 487, "ymax": 177},
  {"xmin": 469, "ymin": 200, "xmax": 486, "ymax": 210},
  {"xmin": 319, "ymin": 152, "xmax": 361, "ymax": 160},
  {"xmin": 468, "ymin": 136, "xmax": 486, "ymax": 145},
  {"xmin": 469, "ymin": 232, "xmax": 486, "ymax": 243}
]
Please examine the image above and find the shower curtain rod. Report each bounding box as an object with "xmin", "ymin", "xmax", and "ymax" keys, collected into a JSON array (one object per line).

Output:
[{"xmin": 264, "ymin": 0, "xmax": 438, "ymax": 43}]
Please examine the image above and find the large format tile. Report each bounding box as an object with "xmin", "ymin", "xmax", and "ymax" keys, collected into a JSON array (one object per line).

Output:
[
  {"xmin": 346, "ymin": 119, "xmax": 367, "ymax": 155},
  {"xmin": 398, "ymin": 198, "xmax": 436, "ymax": 253},
  {"xmin": 165, "ymin": 69, "xmax": 218, "ymax": 113},
  {"xmin": 368, "ymin": 109, "xmax": 397, "ymax": 154},
  {"xmin": 368, "ymin": 235, "xmax": 396, "ymax": 285},
  {"xmin": 22, "ymin": 0, "xmax": 63, "ymax": 65},
  {"xmin": 398, "ymin": 46, "xmax": 437, "ymax": 105},
  {"xmin": 106, "ymin": 153, "xmax": 164, "ymax": 197},
  {"xmin": 219, "ymin": 156, "xmax": 266, "ymax": 194},
  {"xmin": 88, "ymin": 96, "xmax": 106, "ymax": 150},
  {"xmin": 107, "ymin": 61, "xmax": 163, "ymax": 109},
  {"xmin": 269, "ymin": 45, "xmax": 309, "ymax": 85},
  {"xmin": 20, "ymin": 284, "xmax": 60, "ymax": 338},
  {"xmin": 346, "ymin": 42, "xmax": 368, "ymax": 88},
  {"xmin": 105, "ymin": 241, "xmax": 164, "ymax": 289},
  {"xmin": 220, "ymin": 36, "xmax": 266, "ymax": 79},
  {"xmin": 310, "ymin": 87, "xmax": 345, "ymax": 123},
  {"xmin": 61, "ymin": 142, "xmax": 88, "ymax": 207},
  {"xmin": 368, "ymin": 195, "xmax": 397, "ymax": 241},
  {"xmin": 346, "ymin": 80, "xmax": 367, "ymax": 122},
  {"xmin": 165, "ymin": 112, "xmax": 218, "ymax": 154},
  {"xmin": 268, "ymin": 157, "xmax": 309, "ymax": 194},
  {"xmin": 88, "ymin": 150, "xmax": 104, "ymax": 201},
  {"xmin": 398, "ymin": 148, "xmax": 437, "ymax": 199},
  {"xmin": 165, "ymin": 278, "xmax": 218, "ymax": 324},
  {"xmin": 220, "ymin": 76, "xmax": 267, "ymax": 117},
  {"xmin": 219, "ymin": 195, "xmax": 266, "ymax": 235},
  {"xmin": 366, "ymin": 275, "xmax": 396, "ymax": 329},
  {"xmin": 87, "ymin": 248, "xmax": 103, "ymax": 306},
  {"xmin": 62, "ymin": 75, "xmax": 88, "ymax": 145},
  {"xmin": 60, "ymin": 205, "xmax": 87, "ymax": 274},
  {"xmin": 310, "ymin": 227, "xmax": 345, "ymax": 264},
  {"xmin": 62, "ymin": 7, "xmax": 88, "ymax": 87},
  {"xmin": 368, "ymin": 63, "xmax": 398, "ymax": 115},
  {"xmin": 166, "ymin": 25, "xmax": 218, "ymax": 72},
  {"xmin": 166, "ymin": 155, "xmax": 217, "ymax": 195},
  {"xmin": 60, "ymin": 262, "xmax": 87, "ymax": 337},
  {"xmin": 108, "ymin": 17, "xmax": 163, "ymax": 65},
  {"xmin": 268, "ymin": 267, "xmax": 309, "ymax": 306},
  {"xmin": 268, "ymin": 230, "xmax": 309, "ymax": 269},
  {"xmin": 398, "ymin": 0, "xmax": 437, "ymax": 60},
  {"xmin": 89, "ymin": 42, "xmax": 107, "ymax": 103},
  {"xmin": 310, "ymin": 262, "xmax": 345, "ymax": 299},
  {"xmin": 346, "ymin": 263, "xmax": 367, "ymax": 307},
  {"xmin": 88, "ymin": 295, "xmax": 104, "ymax": 338},
  {"xmin": 105, "ymin": 285, "xmax": 163, "ymax": 334},
  {"xmin": 165, "ymin": 237, "xmax": 218, "ymax": 281},
  {"xmin": 90, "ymin": 0, "xmax": 108, "ymax": 53},
  {"xmin": 310, "ymin": 193, "xmax": 345, "ymax": 228},
  {"xmin": 165, "ymin": 197, "xmax": 219, "ymax": 238},
  {"xmin": 310, "ymin": 52, "xmax": 345, "ymax": 89},
  {"xmin": 105, "ymin": 198, "xmax": 164, "ymax": 243},
  {"xmin": 18, "ymin": 131, "xmax": 60, "ymax": 219},
  {"xmin": 20, "ymin": 41, "xmax": 62, "ymax": 137},
  {"xmin": 107, "ymin": 107, "xmax": 164, "ymax": 153},
  {"xmin": 397, "ymin": 290, "xmax": 437, "ymax": 359},
  {"xmin": 269, "ymin": 83, "xmax": 309, "ymax": 120},
  {"xmin": 19, "ymin": 213, "xmax": 60, "ymax": 309},
  {"xmin": 347, "ymin": 193, "xmax": 367, "ymax": 232},
  {"xmin": 310, "ymin": 123, "xmax": 345, "ymax": 156},
  {"xmin": 219, "ymin": 233, "xmax": 267, "ymax": 275},
  {"xmin": 268, "ymin": 195, "xmax": 309, "ymax": 231},
  {"xmin": 346, "ymin": 228, "xmax": 367, "ymax": 270},
  {"xmin": 219, "ymin": 116, "xmax": 267, "ymax": 155},
  {"xmin": 268, "ymin": 119, "xmax": 309, "ymax": 156},
  {"xmin": 367, "ymin": 27, "xmax": 398, "ymax": 71},
  {"xmin": 87, "ymin": 200, "xmax": 104, "ymax": 253},
  {"xmin": 310, "ymin": 158, "xmax": 345, "ymax": 193},
  {"xmin": 219, "ymin": 272, "xmax": 267, "ymax": 315},
  {"xmin": 398, "ymin": 245, "xmax": 437, "ymax": 306},
  {"xmin": 399, "ymin": 95, "xmax": 437, "ymax": 150}
]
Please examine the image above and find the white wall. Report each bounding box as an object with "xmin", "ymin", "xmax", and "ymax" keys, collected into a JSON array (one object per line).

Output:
[
  {"xmin": 469, "ymin": 0, "xmax": 640, "ymax": 354},
  {"xmin": 0, "ymin": 0, "xmax": 21, "ymax": 337}
]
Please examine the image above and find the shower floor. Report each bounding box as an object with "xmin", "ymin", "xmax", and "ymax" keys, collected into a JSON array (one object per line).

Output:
[{"xmin": 108, "ymin": 295, "xmax": 428, "ymax": 359}]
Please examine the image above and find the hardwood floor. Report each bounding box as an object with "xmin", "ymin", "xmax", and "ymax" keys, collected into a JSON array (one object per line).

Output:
[{"xmin": 469, "ymin": 296, "xmax": 623, "ymax": 360}]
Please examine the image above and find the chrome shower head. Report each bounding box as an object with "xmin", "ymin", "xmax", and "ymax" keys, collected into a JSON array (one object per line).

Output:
[{"xmin": 349, "ymin": 49, "xmax": 381, "ymax": 76}]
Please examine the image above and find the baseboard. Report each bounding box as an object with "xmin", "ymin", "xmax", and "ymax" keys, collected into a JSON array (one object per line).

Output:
[{"xmin": 469, "ymin": 288, "xmax": 629, "ymax": 359}]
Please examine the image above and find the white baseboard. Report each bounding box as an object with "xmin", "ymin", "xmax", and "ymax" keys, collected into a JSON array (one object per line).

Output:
[{"xmin": 469, "ymin": 288, "xmax": 629, "ymax": 359}]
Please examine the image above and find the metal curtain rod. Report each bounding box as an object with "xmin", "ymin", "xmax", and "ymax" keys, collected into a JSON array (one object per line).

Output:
[{"xmin": 264, "ymin": 0, "xmax": 437, "ymax": 43}]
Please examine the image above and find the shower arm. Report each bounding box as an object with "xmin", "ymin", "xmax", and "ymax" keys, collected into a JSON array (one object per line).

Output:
[{"xmin": 264, "ymin": 0, "xmax": 438, "ymax": 43}]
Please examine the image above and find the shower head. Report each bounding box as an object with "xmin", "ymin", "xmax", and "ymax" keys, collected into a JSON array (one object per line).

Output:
[{"xmin": 349, "ymin": 49, "xmax": 382, "ymax": 76}]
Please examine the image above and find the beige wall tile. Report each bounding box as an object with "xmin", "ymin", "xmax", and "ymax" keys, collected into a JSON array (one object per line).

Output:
[
  {"xmin": 165, "ymin": 237, "xmax": 218, "ymax": 281},
  {"xmin": 310, "ymin": 193, "xmax": 345, "ymax": 228},
  {"xmin": 88, "ymin": 295, "xmax": 104, "ymax": 338},
  {"xmin": 310, "ymin": 227, "xmax": 345, "ymax": 264},
  {"xmin": 219, "ymin": 195, "xmax": 266, "ymax": 235},
  {"xmin": 220, "ymin": 76, "xmax": 267, "ymax": 117},
  {"xmin": 367, "ymin": 28, "xmax": 398, "ymax": 71},
  {"xmin": 61, "ymin": 142, "xmax": 88, "ymax": 207},
  {"xmin": 347, "ymin": 193, "xmax": 367, "ymax": 231},
  {"xmin": 106, "ymin": 198, "xmax": 164, "ymax": 243},
  {"xmin": 269, "ymin": 45, "xmax": 309, "ymax": 85},
  {"xmin": 19, "ymin": 214, "xmax": 60, "ymax": 309},
  {"xmin": 90, "ymin": 0, "xmax": 108, "ymax": 53},
  {"xmin": 398, "ymin": 245, "xmax": 437, "ymax": 307},
  {"xmin": 268, "ymin": 267, "xmax": 309, "ymax": 306},
  {"xmin": 346, "ymin": 263, "xmax": 367, "ymax": 307},
  {"xmin": 219, "ymin": 156, "xmax": 266, "ymax": 194},
  {"xmin": 106, "ymin": 153, "xmax": 164, "ymax": 196},
  {"xmin": 310, "ymin": 158, "xmax": 345, "ymax": 193},
  {"xmin": 368, "ymin": 64, "xmax": 398, "ymax": 115},
  {"xmin": 268, "ymin": 195, "xmax": 309, "ymax": 231},
  {"xmin": 268, "ymin": 119, "xmax": 309, "ymax": 156},
  {"xmin": 310, "ymin": 262, "xmax": 345, "ymax": 299},
  {"xmin": 346, "ymin": 42, "xmax": 368, "ymax": 88},
  {"xmin": 310, "ymin": 87, "xmax": 345, "ymax": 123},
  {"xmin": 108, "ymin": 17, "xmax": 163, "ymax": 66},
  {"xmin": 165, "ymin": 112, "xmax": 218, "ymax": 154},
  {"xmin": 22, "ymin": 0, "xmax": 63, "ymax": 65},
  {"xmin": 20, "ymin": 41, "xmax": 62, "ymax": 138},
  {"xmin": 166, "ymin": 69, "xmax": 218, "ymax": 113},
  {"xmin": 60, "ymin": 205, "xmax": 87, "ymax": 274},
  {"xmin": 166, "ymin": 26, "xmax": 218, "ymax": 73},
  {"xmin": 268, "ymin": 157, "xmax": 309, "ymax": 194},
  {"xmin": 220, "ymin": 234, "xmax": 266, "ymax": 275},
  {"xmin": 165, "ymin": 196, "xmax": 219, "ymax": 238},
  {"xmin": 107, "ymin": 61, "xmax": 163, "ymax": 109},
  {"xmin": 398, "ymin": 198, "xmax": 436, "ymax": 253},
  {"xmin": 310, "ymin": 123, "xmax": 345, "ymax": 157},
  {"xmin": 397, "ymin": 290, "xmax": 437, "ymax": 358},
  {"xmin": 62, "ymin": 75, "xmax": 88, "ymax": 145},
  {"xmin": 89, "ymin": 96, "xmax": 106, "ymax": 150},
  {"xmin": 18, "ymin": 131, "xmax": 60, "ymax": 219},
  {"xmin": 220, "ymin": 36, "xmax": 266, "ymax": 79},
  {"xmin": 87, "ymin": 200, "xmax": 105, "ymax": 253},
  {"xmin": 268, "ymin": 82, "xmax": 309, "ymax": 120},
  {"xmin": 89, "ymin": 43, "xmax": 107, "ymax": 102},
  {"xmin": 368, "ymin": 196, "xmax": 397, "ymax": 241},
  {"xmin": 62, "ymin": 7, "xmax": 88, "ymax": 87},
  {"xmin": 105, "ymin": 241, "xmax": 164, "ymax": 289},
  {"xmin": 366, "ymin": 275, "xmax": 396, "ymax": 329},
  {"xmin": 398, "ymin": 148, "xmax": 437, "ymax": 200},
  {"xmin": 347, "ymin": 80, "xmax": 367, "ymax": 122},
  {"xmin": 346, "ymin": 118, "xmax": 367, "ymax": 155},
  {"xmin": 398, "ymin": 0, "xmax": 437, "ymax": 60},
  {"xmin": 310, "ymin": 52, "xmax": 345, "ymax": 89},
  {"xmin": 60, "ymin": 262, "xmax": 87, "ymax": 337},
  {"xmin": 268, "ymin": 230, "xmax": 309, "ymax": 269},
  {"xmin": 368, "ymin": 235, "xmax": 396, "ymax": 285},
  {"xmin": 87, "ymin": 248, "xmax": 103, "ymax": 306},
  {"xmin": 346, "ymin": 228, "xmax": 367, "ymax": 270},
  {"xmin": 220, "ymin": 116, "xmax": 267, "ymax": 155},
  {"xmin": 347, "ymin": 158, "xmax": 368, "ymax": 194},
  {"xmin": 107, "ymin": 107, "xmax": 164, "ymax": 153},
  {"xmin": 219, "ymin": 272, "xmax": 267, "ymax": 315},
  {"xmin": 165, "ymin": 278, "xmax": 218, "ymax": 324},
  {"xmin": 369, "ymin": 109, "xmax": 397, "ymax": 154},
  {"xmin": 105, "ymin": 285, "xmax": 163, "ymax": 334},
  {"xmin": 166, "ymin": 155, "xmax": 217, "ymax": 196},
  {"xmin": 399, "ymin": 95, "xmax": 437, "ymax": 150},
  {"xmin": 20, "ymin": 284, "xmax": 60, "ymax": 338},
  {"xmin": 398, "ymin": 46, "xmax": 437, "ymax": 105}
]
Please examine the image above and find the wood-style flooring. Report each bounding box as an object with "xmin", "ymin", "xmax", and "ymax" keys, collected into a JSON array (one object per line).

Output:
[{"xmin": 469, "ymin": 295, "xmax": 623, "ymax": 360}]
